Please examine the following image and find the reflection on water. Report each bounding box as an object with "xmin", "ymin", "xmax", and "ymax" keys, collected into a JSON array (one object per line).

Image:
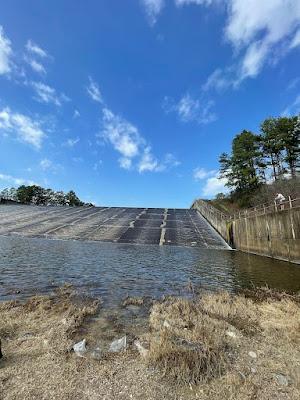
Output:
[{"xmin": 0, "ymin": 235, "xmax": 299, "ymax": 306}]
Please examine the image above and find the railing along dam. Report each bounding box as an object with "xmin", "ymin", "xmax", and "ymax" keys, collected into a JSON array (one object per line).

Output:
[{"xmin": 0, "ymin": 205, "xmax": 229, "ymax": 249}]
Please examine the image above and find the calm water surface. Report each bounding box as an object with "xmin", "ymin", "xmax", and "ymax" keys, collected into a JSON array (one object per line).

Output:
[{"xmin": 0, "ymin": 235, "xmax": 299, "ymax": 306}]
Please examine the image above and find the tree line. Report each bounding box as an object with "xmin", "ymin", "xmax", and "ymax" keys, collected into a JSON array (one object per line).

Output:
[
  {"xmin": 0, "ymin": 185, "xmax": 91, "ymax": 206},
  {"xmin": 219, "ymin": 115, "xmax": 300, "ymax": 201}
]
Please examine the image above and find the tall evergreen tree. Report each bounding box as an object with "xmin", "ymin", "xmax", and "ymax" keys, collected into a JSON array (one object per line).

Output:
[{"xmin": 219, "ymin": 130, "xmax": 262, "ymax": 193}]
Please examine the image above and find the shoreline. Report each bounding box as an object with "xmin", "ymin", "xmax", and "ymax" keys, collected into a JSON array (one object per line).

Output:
[{"xmin": 0, "ymin": 286, "xmax": 300, "ymax": 399}]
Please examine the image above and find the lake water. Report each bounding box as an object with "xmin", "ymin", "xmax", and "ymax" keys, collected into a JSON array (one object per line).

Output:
[{"xmin": 1, "ymin": 235, "xmax": 299, "ymax": 307}]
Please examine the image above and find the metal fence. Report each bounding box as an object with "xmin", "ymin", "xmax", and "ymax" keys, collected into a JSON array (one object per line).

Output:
[
  {"xmin": 231, "ymin": 196, "xmax": 300, "ymax": 220},
  {"xmin": 193, "ymin": 196, "xmax": 300, "ymax": 221}
]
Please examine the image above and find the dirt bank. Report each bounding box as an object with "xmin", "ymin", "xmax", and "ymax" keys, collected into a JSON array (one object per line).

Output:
[{"xmin": 0, "ymin": 287, "xmax": 299, "ymax": 399}]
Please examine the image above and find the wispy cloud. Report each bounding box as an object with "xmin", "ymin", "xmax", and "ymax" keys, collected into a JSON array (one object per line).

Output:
[
  {"xmin": 39, "ymin": 158, "xmax": 62, "ymax": 173},
  {"xmin": 290, "ymin": 29, "xmax": 300, "ymax": 49},
  {"xmin": 282, "ymin": 95, "xmax": 300, "ymax": 116},
  {"xmin": 193, "ymin": 167, "xmax": 217, "ymax": 180},
  {"xmin": 163, "ymin": 93, "xmax": 217, "ymax": 124},
  {"xmin": 31, "ymin": 81, "xmax": 69, "ymax": 106},
  {"xmin": 287, "ymin": 77, "xmax": 300, "ymax": 91},
  {"xmin": 140, "ymin": 0, "xmax": 165, "ymax": 26},
  {"xmin": 175, "ymin": 0, "xmax": 217, "ymax": 6},
  {"xmin": 26, "ymin": 40, "xmax": 48, "ymax": 58},
  {"xmin": 73, "ymin": 109, "xmax": 80, "ymax": 118},
  {"xmin": 0, "ymin": 25, "xmax": 12, "ymax": 75},
  {"xmin": 86, "ymin": 76, "xmax": 103, "ymax": 103},
  {"xmin": 63, "ymin": 137, "xmax": 80, "ymax": 147},
  {"xmin": 24, "ymin": 56, "xmax": 46, "ymax": 75},
  {"xmin": 0, "ymin": 107, "xmax": 45, "ymax": 148},
  {"xmin": 100, "ymin": 107, "xmax": 142, "ymax": 167},
  {"xmin": 202, "ymin": 68, "xmax": 237, "ymax": 92},
  {"xmin": 99, "ymin": 107, "xmax": 180, "ymax": 173},
  {"xmin": 0, "ymin": 173, "xmax": 36, "ymax": 187}
]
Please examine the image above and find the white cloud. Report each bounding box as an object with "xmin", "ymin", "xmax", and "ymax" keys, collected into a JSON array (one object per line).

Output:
[
  {"xmin": 175, "ymin": 0, "xmax": 216, "ymax": 6},
  {"xmin": 101, "ymin": 107, "xmax": 142, "ymax": 160},
  {"xmin": 202, "ymin": 68, "xmax": 234, "ymax": 92},
  {"xmin": 63, "ymin": 137, "xmax": 80, "ymax": 147},
  {"xmin": 26, "ymin": 40, "xmax": 48, "ymax": 58},
  {"xmin": 202, "ymin": 173, "xmax": 229, "ymax": 197},
  {"xmin": 227, "ymin": 0, "xmax": 300, "ymax": 81},
  {"xmin": 93, "ymin": 160, "xmax": 103, "ymax": 171},
  {"xmin": 194, "ymin": 1, "xmax": 300, "ymax": 89},
  {"xmin": 239, "ymin": 40, "xmax": 269, "ymax": 79},
  {"xmin": 287, "ymin": 77, "xmax": 300, "ymax": 90},
  {"xmin": 290, "ymin": 29, "xmax": 300, "ymax": 49},
  {"xmin": 119, "ymin": 157, "xmax": 132, "ymax": 170},
  {"xmin": 141, "ymin": 0, "xmax": 165, "ymax": 25},
  {"xmin": 24, "ymin": 56, "xmax": 46, "ymax": 75},
  {"xmin": 40, "ymin": 158, "xmax": 52, "ymax": 170},
  {"xmin": 138, "ymin": 149, "xmax": 180, "ymax": 173},
  {"xmin": 138, "ymin": 146, "xmax": 160, "ymax": 172},
  {"xmin": 39, "ymin": 158, "xmax": 62, "ymax": 172},
  {"xmin": 282, "ymin": 95, "xmax": 300, "ymax": 116},
  {"xmin": 0, "ymin": 173, "xmax": 36, "ymax": 187},
  {"xmin": 193, "ymin": 167, "xmax": 216, "ymax": 180},
  {"xmin": 99, "ymin": 107, "xmax": 180, "ymax": 173},
  {"xmin": 31, "ymin": 81, "xmax": 69, "ymax": 106},
  {"xmin": 164, "ymin": 153, "xmax": 181, "ymax": 168},
  {"xmin": 0, "ymin": 107, "xmax": 45, "ymax": 148},
  {"xmin": 163, "ymin": 93, "xmax": 217, "ymax": 124},
  {"xmin": 86, "ymin": 76, "xmax": 103, "ymax": 103},
  {"xmin": 0, "ymin": 26, "xmax": 12, "ymax": 75},
  {"xmin": 73, "ymin": 109, "xmax": 80, "ymax": 118}
]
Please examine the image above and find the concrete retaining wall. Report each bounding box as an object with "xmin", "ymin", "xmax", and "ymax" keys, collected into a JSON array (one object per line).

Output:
[{"xmin": 192, "ymin": 199, "xmax": 300, "ymax": 264}]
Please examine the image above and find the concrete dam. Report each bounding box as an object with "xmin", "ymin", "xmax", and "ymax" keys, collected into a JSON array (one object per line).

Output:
[{"xmin": 0, "ymin": 205, "xmax": 228, "ymax": 249}]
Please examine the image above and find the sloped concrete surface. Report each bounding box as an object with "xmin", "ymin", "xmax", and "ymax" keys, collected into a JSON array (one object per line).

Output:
[{"xmin": 0, "ymin": 205, "xmax": 228, "ymax": 248}]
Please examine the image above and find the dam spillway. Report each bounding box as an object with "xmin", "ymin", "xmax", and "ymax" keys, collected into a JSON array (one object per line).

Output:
[{"xmin": 0, "ymin": 205, "xmax": 228, "ymax": 249}]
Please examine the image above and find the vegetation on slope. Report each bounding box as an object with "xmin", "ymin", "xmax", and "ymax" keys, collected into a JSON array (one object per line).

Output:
[{"xmin": 213, "ymin": 114, "xmax": 300, "ymax": 209}]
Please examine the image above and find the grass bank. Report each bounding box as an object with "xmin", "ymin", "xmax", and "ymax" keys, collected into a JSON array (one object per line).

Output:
[{"xmin": 0, "ymin": 286, "xmax": 299, "ymax": 399}]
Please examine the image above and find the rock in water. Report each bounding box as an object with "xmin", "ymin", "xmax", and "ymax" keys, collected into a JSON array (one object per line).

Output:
[
  {"xmin": 73, "ymin": 339, "xmax": 87, "ymax": 357},
  {"xmin": 109, "ymin": 336, "xmax": 127, "ymax": 352}
]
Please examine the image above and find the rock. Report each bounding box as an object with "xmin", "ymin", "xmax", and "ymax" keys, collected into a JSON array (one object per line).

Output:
[
  {"xmin": 134, "ymin": 340, "xmax": 149, "ymax": 358},
  {"xmin": 73, "ymin": 339, "xmax": 87, "ymax": 357},
  {"xmin": 250, "ymin": 367, "xmax": 257, "ymax": 374},
  {"xmin": 90, "ymin": 347, "xmax": 102, "ymax": 360},
  {"xmin": 226, "ymin": 331, "xmax": 237, "ymax": 338},
  {"xmin": 109, "ymin": 336, "xmax": 127, "ymax": 353},
  {"xmin": 237, "ymin": 371, "xmax": 246, "ymax": 381},
  {"xmin": 248, "ymin": 351, "xmax": 257, "ymax": 359},
  {"xmin": 163, "ymin": 320, "xmax": 171, "ymax": 328},
  {"xmin": 275, "ymin": 373, "xmax": 289, "ymax": 386}
]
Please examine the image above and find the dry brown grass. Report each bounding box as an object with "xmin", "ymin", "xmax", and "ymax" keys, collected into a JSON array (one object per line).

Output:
[
  {"xmin": 141, "ymin": 290, "xmax": 300, "ymax": 399},
  {"xmin": 122, "ymin": 296, "xmax": 144, "ymax": 307},
  {"xmin": 0, "ymin": 287, "xmax": 300, "ymax": 399}
]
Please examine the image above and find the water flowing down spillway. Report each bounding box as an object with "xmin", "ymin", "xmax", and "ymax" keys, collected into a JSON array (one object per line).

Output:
[{"xmin": 0, "ymin": 205, "xmax": 229, "ymax": 248}]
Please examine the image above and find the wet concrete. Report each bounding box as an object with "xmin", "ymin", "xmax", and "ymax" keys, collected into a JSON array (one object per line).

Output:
[{"xmin": 0, "ymin": 205, "xmax": 229, "ymax": 248}]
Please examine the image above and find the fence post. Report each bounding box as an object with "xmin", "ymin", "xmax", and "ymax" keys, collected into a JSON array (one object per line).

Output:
[
  {"xmin": 289, "ymin": 196, "xmax": 292, "ymax": 209},
  {"xmin": 274, "ymin": 200, "xmax": 277, "ymax": 212}
]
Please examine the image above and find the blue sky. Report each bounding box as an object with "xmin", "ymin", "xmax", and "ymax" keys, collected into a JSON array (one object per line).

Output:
[{"xmin": 0, "ymin": 0, "xmax": 300, "ymax": 207}]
